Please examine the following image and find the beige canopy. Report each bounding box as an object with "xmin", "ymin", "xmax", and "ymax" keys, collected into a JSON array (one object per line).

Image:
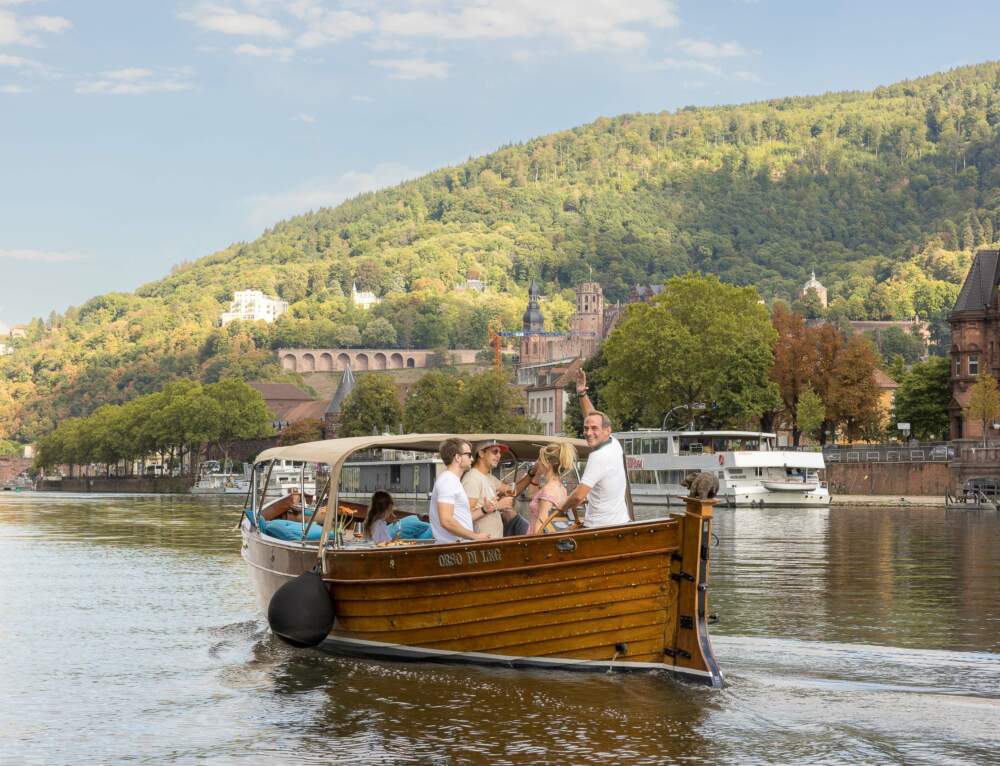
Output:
[{"xmin": 256, "ymin": 433, "xmax": 592, "ymax": 478}]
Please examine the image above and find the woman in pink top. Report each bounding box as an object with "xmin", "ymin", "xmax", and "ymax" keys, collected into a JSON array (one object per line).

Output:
[{"xmin": 528, "ymin": 442, "xmax": 578, "ymax": 535}]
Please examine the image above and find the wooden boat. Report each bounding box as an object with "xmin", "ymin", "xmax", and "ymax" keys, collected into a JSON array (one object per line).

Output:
[{"xmin": 241, "ymin": 434, "xmax": 723, "ymax": 686}]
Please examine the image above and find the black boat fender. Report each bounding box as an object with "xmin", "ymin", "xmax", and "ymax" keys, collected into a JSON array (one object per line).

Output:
[{"xmin": 267, "ymin": 567, "xmax": 335, "ymax": 648}]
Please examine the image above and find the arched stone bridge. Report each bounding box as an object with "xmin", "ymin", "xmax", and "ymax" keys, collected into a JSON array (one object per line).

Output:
[{"xmin": 277, "ymin": 348, "xmax": 480, "ymax": 373}]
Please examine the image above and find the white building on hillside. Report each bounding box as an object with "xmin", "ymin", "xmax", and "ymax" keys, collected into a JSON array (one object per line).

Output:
[
  {"xmin": 351, "ymin": 282, "xmax": 380, "ymax": 310},
  {"xmin": 220, "ymin": 289, "xmax": 289, "ymax": 326}
]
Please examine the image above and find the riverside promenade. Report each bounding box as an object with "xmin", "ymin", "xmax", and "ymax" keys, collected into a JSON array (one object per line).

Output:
[{"xmin": 832, "ymin": 494, "xmax": 945, "ymax": 507}]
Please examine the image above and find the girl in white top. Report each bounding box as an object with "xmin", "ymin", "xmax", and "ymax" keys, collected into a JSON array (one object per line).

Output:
[{"xmin": 364, "ymin": 491, "xmax": 397, "ymax": 544}]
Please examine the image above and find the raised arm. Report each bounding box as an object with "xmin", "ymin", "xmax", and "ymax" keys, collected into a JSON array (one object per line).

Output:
[{"xmin": 575, "ymin": 368, "xmax": 594, "ymax": 419}]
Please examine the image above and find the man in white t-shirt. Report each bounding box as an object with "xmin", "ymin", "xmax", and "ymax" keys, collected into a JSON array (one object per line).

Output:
[
  {"xmin": 559, "ymin": 369, "xmax": 630, "ymax": 527},
  {"xmin": 429, "ymin": 438, "xmax": 491, "ymax": 543}
]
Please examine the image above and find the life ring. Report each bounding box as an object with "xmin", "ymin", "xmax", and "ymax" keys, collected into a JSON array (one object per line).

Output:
[{"xmin": 718, "ymin": 454, "xmax": 724, "ymax": 466}]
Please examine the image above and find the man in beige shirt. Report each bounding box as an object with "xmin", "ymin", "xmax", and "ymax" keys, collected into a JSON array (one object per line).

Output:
[{"xmin": 462, "ymin": 440, "xmax": 537, "ymax": 539}]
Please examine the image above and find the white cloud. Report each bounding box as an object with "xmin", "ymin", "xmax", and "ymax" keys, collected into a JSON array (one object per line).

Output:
[
  {"xmin": 656, "ymin": 57, "xmax": 721, "ymax": 75},
  {"xmin": 676, "ymin": 38, "xmax": 751, "ymax": 59},
  {"xmin": 76, "ymin": 67, "xmax": 196, "ymax": 95},
  {"xmin": 0, "ymin": 82, "xmax": 26, "ymax": 92},
  {"xmin": 180, "ymin": 4, "xmax": 288, "ymax": 38},
  {"xmin": 246, "ymin": 162, "xmax": 422, "ymax": 228},
  {"xmin": 0, "ymin": 7, "xmax": 71, "ymax": 46},
  {"xmin": 371, "ymin": 56, "xmax": 448, "ymax": 80},
  {"xmin": 293, "ymin": 112, "xmax": 316, "ymax": 123},
  {"xmin": 235, "ymin": 42, "xmax": 293, "ymax": 60},
  {"xmin": 294, "ymin": 10, "xmax": 373, "ymax": 49},
  {"xmin": 0, "ymin": 248, "xmax": 83, "ymax": 262},
  {"xmin": 0, "ymin": 51, "xmax": 34, "ymax": 66},
  {"xmin": 377, "ymin": 0, "xmax": 678, "ymax": 50}
]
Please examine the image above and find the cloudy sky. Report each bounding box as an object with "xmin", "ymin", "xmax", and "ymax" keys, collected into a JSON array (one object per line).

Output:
[{"xmin": 1, "ymin": 0, "xmax": 998, "ymax": 326}]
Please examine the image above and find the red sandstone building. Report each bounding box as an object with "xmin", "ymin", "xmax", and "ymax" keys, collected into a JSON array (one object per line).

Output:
[{"xmin": 949, "ymin": 249, "xmax": 1000, "ymax": 439}]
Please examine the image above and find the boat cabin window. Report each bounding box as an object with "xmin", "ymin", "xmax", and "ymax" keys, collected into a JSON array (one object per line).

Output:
[
  {"xmin": 679, "ymin": 437, "xmax": 704, "ymax": 455},
  {"xmin": 627, "ymin": 469, "xmax": 658, "ymax": 485}
]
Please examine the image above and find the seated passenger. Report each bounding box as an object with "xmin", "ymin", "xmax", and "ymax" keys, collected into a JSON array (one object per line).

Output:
[
  {"xmin": 463, "ymin": 440, "xmax": 539, "ymax": 538},
  {"xmin": 529, "ymin": 442, "xmax": 577, "ymax": 534},
  {"xmin": 364, "ymin": 491, "xmax": 398, "ymax": 544},
  {"xmin": 429, "ymin": 438, "xmax": 489, "ymax": 543}
]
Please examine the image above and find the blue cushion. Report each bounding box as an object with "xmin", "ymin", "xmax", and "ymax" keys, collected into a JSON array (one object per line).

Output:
[
  {"xmin": 389, "ymin": 515, "xmax": 433, "ymax": 540},
  {"xmin": 260, "ymin": 518, "xmax": 334, "ymax": 541}
]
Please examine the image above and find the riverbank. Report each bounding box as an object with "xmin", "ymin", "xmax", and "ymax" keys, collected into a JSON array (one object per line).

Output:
[
  {"xmin": 832, "ymin": 494, "xmax": 945, "ymax": 507},
  {"xmin": 37, "ymin": 476, "xmax": 194, "ymax": 493}
]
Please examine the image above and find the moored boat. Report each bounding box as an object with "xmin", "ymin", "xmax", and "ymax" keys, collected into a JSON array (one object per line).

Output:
[
  {"xmin": 241, "ymin": 433, "xmax": 723, "ymax": 686},
  {"xmin": 616, "ymin": 429, "xmax": 829, "ymax": 507}
]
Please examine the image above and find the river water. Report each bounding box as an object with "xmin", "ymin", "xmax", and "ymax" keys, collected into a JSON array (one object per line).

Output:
[{"xmin": 1, "ymin": 494, "xmax": 997, "ymax": 765}]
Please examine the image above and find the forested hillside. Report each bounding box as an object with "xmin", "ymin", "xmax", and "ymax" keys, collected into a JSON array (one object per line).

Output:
[{"xmin": 5, "ymin": 61, "xmax": 1000, "ymax": 441}]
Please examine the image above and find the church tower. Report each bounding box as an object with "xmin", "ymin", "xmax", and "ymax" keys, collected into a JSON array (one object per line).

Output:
[
  {"xmin": 571, "ymin": 282, "xmax": 604, "ymax": 339},
  {"xmin": 520, "ymin": 280, "xmax": 546, "ymax": 366}
]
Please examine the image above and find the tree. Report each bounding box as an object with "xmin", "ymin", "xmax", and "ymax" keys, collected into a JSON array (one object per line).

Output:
[
  {"xmin": 796, "ymin": 388, "xmax": 825, "ymax": 444},
  {"xmin": 771, "ymin": 303, "xmax": 818, "ymax": 446},
  {"xmin": 338, "ymin": 373, "xmax": 403, "ymax": 437},
  {"xmin": 362, "ymin": 317, "xmax": 398, "ymax": 348},
  {"xmin": 827, "ymin": 335, "xmax": 882, "ymax": 442},
  {"xmin": 451, "ymin": 370, "xmax": 542, "ymax": 433},
  {"xmin": 403, "ymin": 370, "xmax": 462, "ymax": 432},
  {"xmin": 965, "ymin": 372, "xmax": 1000, "ymax": 446},
  {"xmin": 203, "ymin": 379, "xmax": 272, "ymax": 467},
  {"xmin": 602, "ymin": 274, "xmax": 777, "ymax": 429},
  {"xmin": 277, "ymin": 418, "xmax": 325, "ymax": 446},
  {"xmin": 893, "ymin": 357, "xmax": 951, "ymax": 440}
]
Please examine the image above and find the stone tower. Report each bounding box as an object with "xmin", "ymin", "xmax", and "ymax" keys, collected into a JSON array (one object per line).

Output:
[
  {"xmin": 520, "ymin": 280, "xmax": 546, "ymax": 366},
  {"xmin": 571, "ymin": 282, "xmax": 604, "ymax": 339},
  {"xmin": 324, "ymin": 365, "xmax": 356, "ymax": 438}
]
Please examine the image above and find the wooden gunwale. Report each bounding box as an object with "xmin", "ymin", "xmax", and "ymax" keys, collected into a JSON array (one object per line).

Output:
[{"xmin": 323, "ymin": 545, "xmax": 676, "ymax": 585}]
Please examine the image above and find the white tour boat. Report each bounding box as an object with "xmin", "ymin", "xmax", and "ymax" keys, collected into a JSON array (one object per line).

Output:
[{"xmin": 615, "ymin": 430, "xmax": 829, "ymax": 507}]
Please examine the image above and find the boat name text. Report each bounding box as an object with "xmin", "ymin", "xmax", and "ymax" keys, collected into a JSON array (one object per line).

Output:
[{"xmin": 438, "ymin": 548, "xmax": 503, "ymax": 568}]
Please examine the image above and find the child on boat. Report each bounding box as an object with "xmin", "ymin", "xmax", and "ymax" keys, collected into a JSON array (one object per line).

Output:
[
  {"xmin": 364, "ymin": 491, "xmax": 398, "ymax": 544},
  {"xmin": 529, "ymin": 442, "xmax": 578, "ymax": 534}
]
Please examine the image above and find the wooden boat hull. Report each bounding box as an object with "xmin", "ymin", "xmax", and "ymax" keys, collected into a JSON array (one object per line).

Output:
[{"xmin": 242, "ymin": 500, "xmax": 722, "ymax": 686}]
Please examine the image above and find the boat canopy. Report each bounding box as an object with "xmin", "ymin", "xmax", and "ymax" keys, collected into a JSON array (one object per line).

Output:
[{"xmin": 256, "ymin": 433, "xmax": 592, "ymax": 477}]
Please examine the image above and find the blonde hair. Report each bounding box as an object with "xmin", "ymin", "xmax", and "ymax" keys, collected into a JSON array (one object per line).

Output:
[{"xmin": 539, "ymin": 442, "xmax": 577, "ymax": 476}]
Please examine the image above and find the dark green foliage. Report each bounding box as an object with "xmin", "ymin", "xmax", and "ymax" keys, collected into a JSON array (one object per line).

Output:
[
  {"xmin": 893, "ymin": 357, "xmax": 952, "ymax": 440},
  {"xmin": 338, "ymin": 374, "xmax": 404, "ymax": 437}
]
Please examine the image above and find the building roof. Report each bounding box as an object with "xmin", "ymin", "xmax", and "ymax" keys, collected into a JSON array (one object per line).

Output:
[
  {"xmin": 326, "ymin": 365, "xmax": 356, "ymax": 415},
  {"xmin": 248, "ymin": 382, "xmax": 313, "ymax": 401},
  {"xmin": 873, "ymin": 369, "xmax": 899, "ymax": 390},
  {"xmin": 283, "ymin": 400, "xmax": 329, "ymax": 423},
  {"xmin": 527, "ymin": 357, "xmax": 583, "ymax": 391},
  {"xmin": 952, "ymin": 249, "xmax": 1000, "ymax": 314}
]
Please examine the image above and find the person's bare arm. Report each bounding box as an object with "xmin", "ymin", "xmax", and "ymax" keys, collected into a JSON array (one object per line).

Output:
[
  {"xmin": 437, "ymin": 501, "xmax": 488, "ymax": 540},
  {"xmin": 575, "ymin": 368, "xmax": 594, "ymax": 418},
  {"xmin": 559, "ymin": 483, "xmax": 591, "ymax": 526}
]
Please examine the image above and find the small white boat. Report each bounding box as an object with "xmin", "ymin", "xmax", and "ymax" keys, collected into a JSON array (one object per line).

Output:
[
  {"xmin": 615, "ymin": 429, "xmax": 830, "ymax": 508},
  {"xmin": 190, "ymin": 461, "xmax": 251, "ymax": 495}
]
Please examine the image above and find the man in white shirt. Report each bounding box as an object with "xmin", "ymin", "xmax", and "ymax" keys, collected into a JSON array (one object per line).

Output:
[
  {"xmin": 429, "ymin": 438, "xmax": 490, "ymax": 543},
  {"xmin": 559, "ymin": 369, "xmax": 630, "ymax": 527}
]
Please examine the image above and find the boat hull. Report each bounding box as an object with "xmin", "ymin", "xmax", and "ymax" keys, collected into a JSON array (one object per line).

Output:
[{"xmin": 242, "ymin": 503, "xmax": 722, "ymax": 685}]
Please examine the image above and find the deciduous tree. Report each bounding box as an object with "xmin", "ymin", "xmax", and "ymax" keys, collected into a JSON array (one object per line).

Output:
[
  {"xmin": 338, "ymin": 374, "xmax": 403, "ymax": 437},
  {"xmin": 965, "ymin": 372, "xmax": 1000, "ymax": 446},
  {"xmin": 893, "ymin": 357, "xmax": 951, "ymax": 440}
]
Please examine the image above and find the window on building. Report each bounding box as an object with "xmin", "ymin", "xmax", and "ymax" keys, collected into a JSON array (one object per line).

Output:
[
  {"xmin": 955, "ymin": 356, "xmax": 962, "ymax": 377},
  {"xmin": 969, "ymin": 354, "xmax": 980, "ymax": 376}
]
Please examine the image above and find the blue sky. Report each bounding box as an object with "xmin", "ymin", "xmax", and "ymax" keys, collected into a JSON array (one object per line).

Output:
[{"xmin": 1, "ymin": 0, "xmax": 998, "ymax": 328}]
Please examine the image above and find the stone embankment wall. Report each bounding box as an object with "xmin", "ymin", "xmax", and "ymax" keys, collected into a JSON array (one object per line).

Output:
[
  {"xmin": 0, "ymin": 456, "xmax": 33, "ymax": 484},
  {"xmin": 38, "ymin": 477, "xmax": 194, "ymax": 493},
  {"xmin": 824, "ymin": 462, "xmax": 954, "ymax": 496}
]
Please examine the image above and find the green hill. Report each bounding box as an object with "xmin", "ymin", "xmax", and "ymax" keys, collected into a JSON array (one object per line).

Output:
[{"xmin": 4, "ymin": 61, "xmax": 1000, "ymax": 441}]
